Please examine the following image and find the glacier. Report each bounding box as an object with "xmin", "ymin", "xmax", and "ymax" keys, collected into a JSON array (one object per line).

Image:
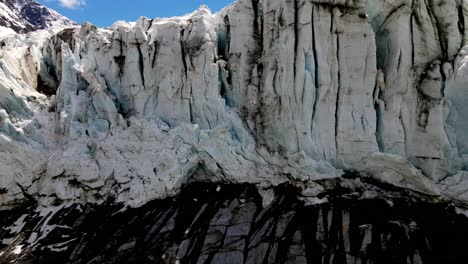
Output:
[
  {"xmin": 0, "ymin": 0, "xmax": 467, "ymax": 210},
  {"xmin": 0, "ymin": 0, "xmax": 468, "ymax": 262}
]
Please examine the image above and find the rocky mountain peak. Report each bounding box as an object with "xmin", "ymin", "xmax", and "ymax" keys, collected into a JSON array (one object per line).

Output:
[{"xmin": 0, "ymin": 0, "xmax": 74, "ymax": 33}]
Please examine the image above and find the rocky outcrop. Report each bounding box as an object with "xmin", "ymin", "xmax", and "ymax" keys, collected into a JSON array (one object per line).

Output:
[
  {"xmin": 0, "ymin": 0, "xmax": 467, "ymax": 238},
  {"xmin": 1, "ymin": 183, "xmax": 468, "ymax": 264}
]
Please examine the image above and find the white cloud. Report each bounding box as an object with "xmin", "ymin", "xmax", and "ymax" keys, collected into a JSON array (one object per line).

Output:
[{"xmin": 57, "ymin": 0, "xmax": 86, "ymax": 9}]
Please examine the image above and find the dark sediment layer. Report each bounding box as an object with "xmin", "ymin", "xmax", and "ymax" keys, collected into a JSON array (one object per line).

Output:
[{"xmin": 0, "ymin": 183, "xmax": 467, "ymax": 264}]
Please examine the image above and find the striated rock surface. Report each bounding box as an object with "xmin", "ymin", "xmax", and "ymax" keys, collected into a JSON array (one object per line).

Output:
[
  {"xmin": 1, "ymin": 183, "xmax": 468, "ymax": 264},
  {"xmin": 0, "ymin": 0, "xmax": 468, "ymax": 262}
]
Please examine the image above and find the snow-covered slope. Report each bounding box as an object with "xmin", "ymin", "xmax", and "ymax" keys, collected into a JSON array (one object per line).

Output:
[
  {"xmin": 0, "ymin": 0, "xmax": 74, "ymax": 33},
  {"xmin": 0, "ymin": 0, "xmax": 467, "ymax": 213}
]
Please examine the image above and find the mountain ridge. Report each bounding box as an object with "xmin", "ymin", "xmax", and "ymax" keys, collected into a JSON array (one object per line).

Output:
[{"xmin": 0, "ymin": 0, "xmax": 74, "ymax": 33}]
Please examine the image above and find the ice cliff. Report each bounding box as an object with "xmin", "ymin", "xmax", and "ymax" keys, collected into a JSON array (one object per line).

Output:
[{"xmin": 0, "ymin": 0, "xmax": 468, "ymax": 212}]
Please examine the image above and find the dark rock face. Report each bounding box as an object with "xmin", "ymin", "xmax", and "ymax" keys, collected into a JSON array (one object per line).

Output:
[
  {"xmin": 0, "ymin": 183, "xmax": 467, "ymax": 264},
  {"xmin": 0, "ymin": 0, "xmax": 73, "ymax": 33},
  {"xmin": 19, "ymin": 1, "xmax": 55, "ymax": 29}
]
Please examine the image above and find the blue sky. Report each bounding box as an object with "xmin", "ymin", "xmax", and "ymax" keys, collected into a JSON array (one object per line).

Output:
[{"xmin": 39, "ymin": 0, "xmax": 234, "ymax": 27}]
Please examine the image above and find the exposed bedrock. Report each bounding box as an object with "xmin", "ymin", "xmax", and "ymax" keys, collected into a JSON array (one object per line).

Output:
[
  {"xmin": 0, "ymin": 0, "xmax": 468, "ymax": 213},
  {"xmin": 1, "ymin": 183, "xmax": 467, "ymax": 264}
]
